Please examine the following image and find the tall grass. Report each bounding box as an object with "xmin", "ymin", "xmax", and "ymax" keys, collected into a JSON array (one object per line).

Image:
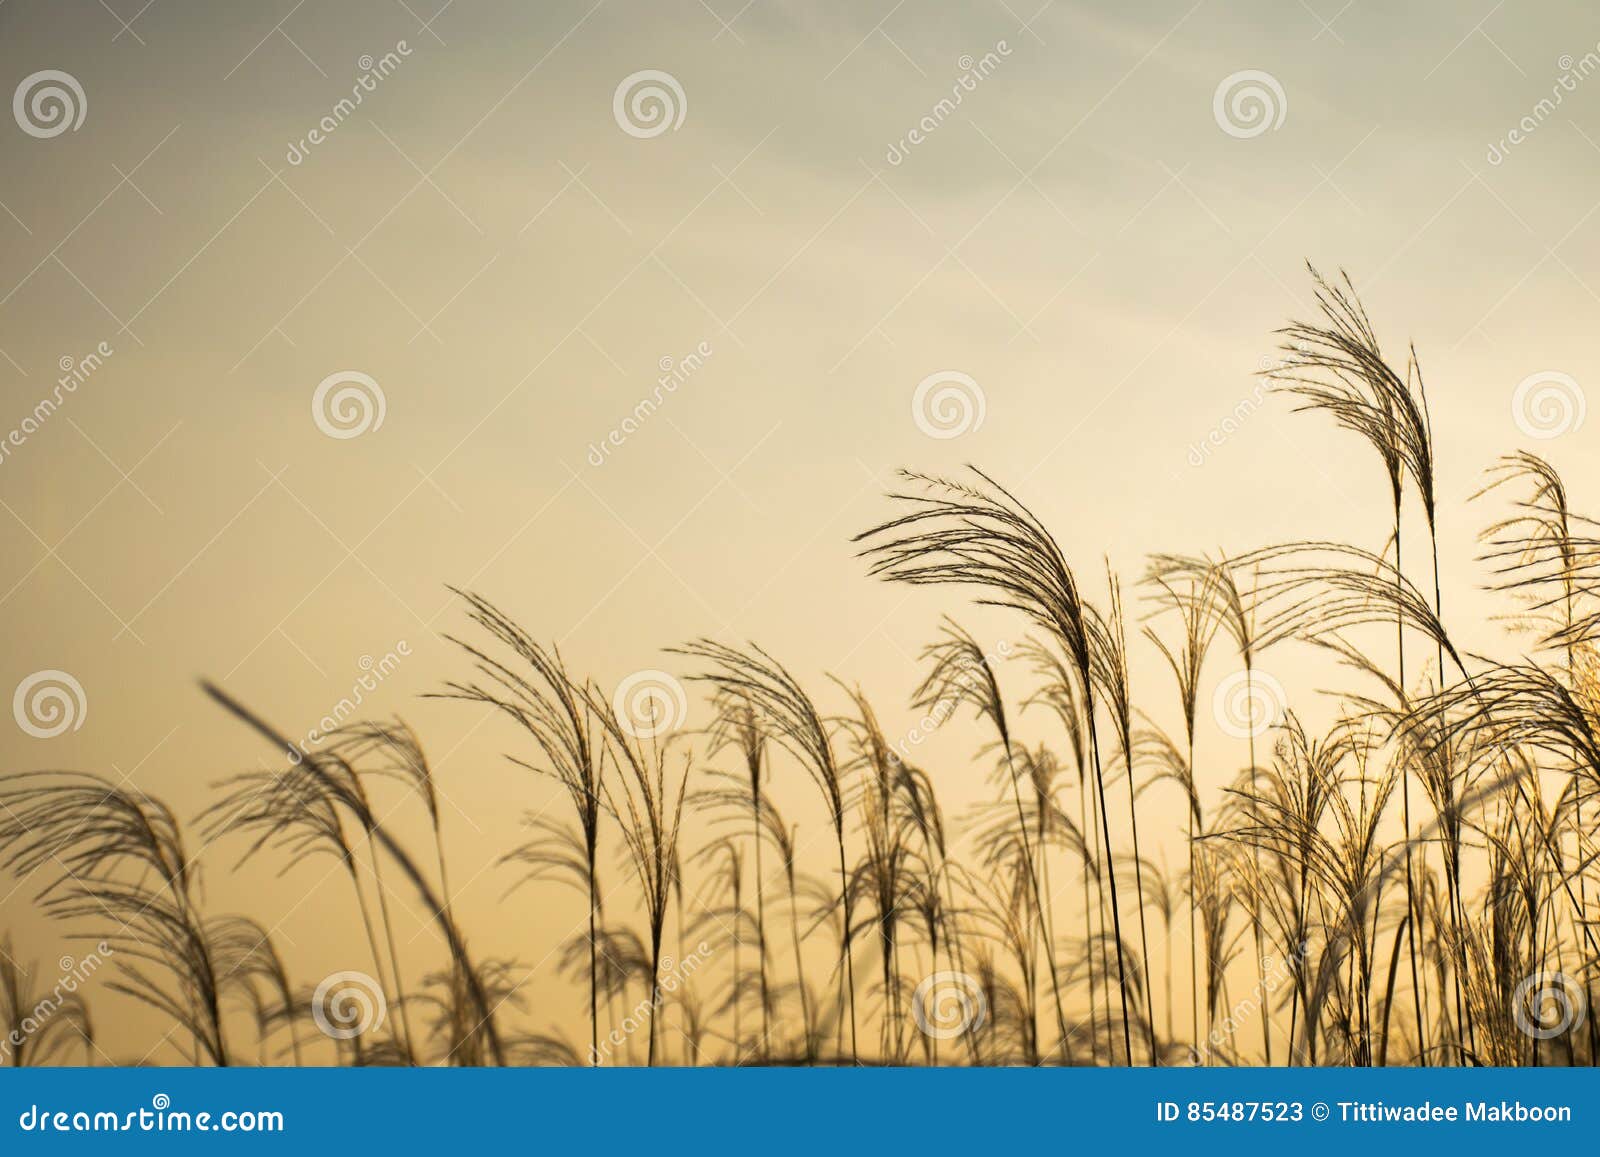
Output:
[{"xmin": 4, "ymin": 271, "xmax": 1600, "ymax": 1068}]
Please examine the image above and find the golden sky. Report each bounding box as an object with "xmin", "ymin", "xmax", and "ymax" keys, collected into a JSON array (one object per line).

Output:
[{"xmin": 2, "ymin": 0, "xmax": 1598, "ymax": 1061}]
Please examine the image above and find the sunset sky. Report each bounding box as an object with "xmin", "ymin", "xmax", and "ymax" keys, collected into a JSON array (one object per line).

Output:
[{"xmin": 2, "ymin": 0, "xmax": 1597, "ymax": 1060}]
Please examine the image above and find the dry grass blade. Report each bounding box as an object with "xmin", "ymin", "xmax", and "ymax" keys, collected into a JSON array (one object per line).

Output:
[
  {"xmin": 855, "ymin": 467, "xmax": 1138, "ymax": 1062},
  {"xmin": 672, "ymin": 639, "xmax": 861, "ymax": 1061},
  {"xmin": 1266, "ymin": 264, "xmax": 1435, "ymax": 527},
  {"xmin": 200, "ymin": 683, "xmax": 506, "ymax": 1066}
]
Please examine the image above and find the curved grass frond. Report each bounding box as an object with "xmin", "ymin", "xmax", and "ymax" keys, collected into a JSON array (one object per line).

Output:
[
  {"xmin": 200, "ymin": 685, "xmax": 506, "ymax": 1066},
  {"xmin": 1266, "ymin": 264, "xmax": 1435, "ymax": 528},
  {"xmin": 856, "ymin": 469, "xmax": 1138, "ymax": 1061},
  {"xmin": 672, "ymin": 639, "xmax": 860, "ymax": 1061}
]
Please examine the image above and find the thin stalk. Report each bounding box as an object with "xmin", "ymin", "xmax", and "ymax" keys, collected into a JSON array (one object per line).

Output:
[
  {"xmin": 365, "ymin": 845, "xmax": 420, "ymax": 1065},
  {"xmin": 1087, "ymin": 713, "xmax": 1133, "ymax": 1063},
  {"xmin": 1395, "ymin": 498, "xmax": 1427, "ymax": 1065}
]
